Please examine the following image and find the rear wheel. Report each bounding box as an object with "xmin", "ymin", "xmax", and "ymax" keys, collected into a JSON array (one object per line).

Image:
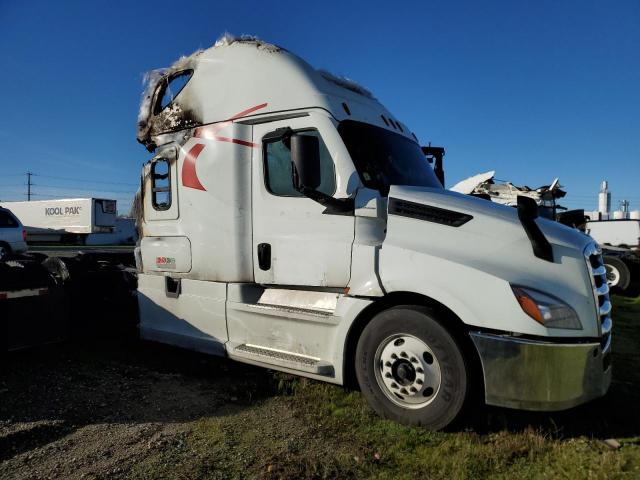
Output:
[
  {"xmin": 604, "ymin": 256, "xmax": 631, "ymax": 292},
  {"xmin": 355, "ymin": 305, "xmax": 470, "ymax": 429},
  {"xmin": 0, "ymin": 243, "xmax": 11, "ymax": 261}
]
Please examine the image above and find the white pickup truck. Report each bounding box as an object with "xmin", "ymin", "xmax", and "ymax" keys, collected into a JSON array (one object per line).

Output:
[
  {"xmin": 134, "ymin": 35, "xmax": 611, "ymax": 429},
  {"xmin": 0, "ymin": 207, "xmax": 28, "ymax": 259}
]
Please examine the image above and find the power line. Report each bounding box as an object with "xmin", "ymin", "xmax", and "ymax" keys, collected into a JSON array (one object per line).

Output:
[
  {"xmin": 1, "ymin": 184, "xmax": 136, "ymax": 196},
  {"xmin": 25, "ymin": 193, "xmax": 134, "ymax": 200},
  {"xmin": 3, "ymin": 172, "xmax": 139, "ymax": 187},
  {"xmin": 33, "ymin": 184, "xmax": 136, "ymax": 194},
  {"xmin": 28, "ymin": 193, "xmax": 81, "ymax": 199},
  {"xmin": 34, "ymin": 173, "xmax": 138, "ymax": 186},
  {"xmin": 5, "ymin": 170, "xmax": 140, "ymax": 201}
]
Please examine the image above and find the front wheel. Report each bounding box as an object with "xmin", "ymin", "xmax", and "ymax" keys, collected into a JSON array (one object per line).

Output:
[{"xmin": 355, "ymin": 306, "xmax": 471, "ymax": 430}]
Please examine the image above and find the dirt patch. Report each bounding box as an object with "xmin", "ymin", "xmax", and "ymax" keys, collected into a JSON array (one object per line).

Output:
[{"xmin": 0, "ymin": 338, "xmax": 276, "ymax": 479}]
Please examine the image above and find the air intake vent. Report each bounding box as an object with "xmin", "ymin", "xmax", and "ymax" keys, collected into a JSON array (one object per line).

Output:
[{"xmin": 388, "ymin": 198, "xmax": 473, "ymax": 227}]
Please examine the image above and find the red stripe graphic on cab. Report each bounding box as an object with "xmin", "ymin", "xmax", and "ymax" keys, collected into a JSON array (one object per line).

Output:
[
  {"xmin": 214, "ymin": 136, "xmax": 259, "ymax": 148},
  {"xmin": 185, "ymin": 103, "xmax": 268, "ymax": 191},
  {"xmin": 194, "ymin": 103, "xmax": 268, "ymax": 145},
  {"xmin": 182, "ymin": 143, "xmax": 206, "ymax": 191}
]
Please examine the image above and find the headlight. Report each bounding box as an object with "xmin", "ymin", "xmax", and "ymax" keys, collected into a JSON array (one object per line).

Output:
[{"xmin": 511, "ymin": 286, "xmax": 582, "ymax": 330}]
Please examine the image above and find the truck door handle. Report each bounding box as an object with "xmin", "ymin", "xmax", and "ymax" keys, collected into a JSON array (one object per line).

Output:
[
  {"xmin": 165, "ymin": 276, "xmax": 181, "ymax": 298},
  {"xmin": 257, "ymin": 243, "xmax": 271, "ymax": 271}
]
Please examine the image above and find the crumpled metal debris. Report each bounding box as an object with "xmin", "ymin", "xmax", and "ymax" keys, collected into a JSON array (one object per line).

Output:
[{"xmin": 451, "ymin": 172, "xmax": 567, "ymax": 210}]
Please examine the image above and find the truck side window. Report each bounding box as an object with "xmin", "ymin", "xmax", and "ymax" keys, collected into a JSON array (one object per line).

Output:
[
  {"xmin": 155, "ymin": 70, "xmax": 194, "ymax": 113},
  {"xmin": 151, "ymin": 159, "xmax": 171, "ymax": 210},
  {"xmin": 264, "ymin": 130, "xmax": 336, "ymax": 197}
]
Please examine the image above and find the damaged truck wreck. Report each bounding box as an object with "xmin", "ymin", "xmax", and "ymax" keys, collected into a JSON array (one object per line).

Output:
[{"xmin": 135, "ymin": 35, "xmax": 612, "ymax": 429}]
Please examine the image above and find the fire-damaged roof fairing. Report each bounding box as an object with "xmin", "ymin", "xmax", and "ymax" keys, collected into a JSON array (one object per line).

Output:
[{"xmin": 136, "ymin": 34, "xmax": 406, "ymax": 152}]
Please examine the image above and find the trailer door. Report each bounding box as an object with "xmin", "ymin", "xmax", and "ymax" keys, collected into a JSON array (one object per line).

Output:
[
  {"xmin": 94, "ymin": 199, "xmax": 117, "ymax": 227},
  {"xmin": 251, "ymin": 115, "xmax": 354, "ymax": 287}
]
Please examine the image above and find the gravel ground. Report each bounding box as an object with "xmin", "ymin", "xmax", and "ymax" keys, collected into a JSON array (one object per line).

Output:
[{"xmin": 0, "ymin": 338, "xmax": 276, "ymax": 480}]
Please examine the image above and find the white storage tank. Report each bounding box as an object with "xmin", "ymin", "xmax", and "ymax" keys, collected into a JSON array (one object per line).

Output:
[
  {"xmin": 630, "ymin": 210, "xmax": 640, "ymax": 220},
  {"xmin": 612, "ymin": 210, "xmax": 626, "ymax": 220}
]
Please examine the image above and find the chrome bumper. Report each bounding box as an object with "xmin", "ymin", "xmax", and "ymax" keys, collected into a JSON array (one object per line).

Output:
[{"xmin": 470, "ymin": 332, "xmax": 612, "ymax": 411}]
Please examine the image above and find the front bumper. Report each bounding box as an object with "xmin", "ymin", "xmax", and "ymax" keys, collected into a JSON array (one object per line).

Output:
[{"xmin": 470, "ymin": 332, "xmax": 611, "ymax": 411}]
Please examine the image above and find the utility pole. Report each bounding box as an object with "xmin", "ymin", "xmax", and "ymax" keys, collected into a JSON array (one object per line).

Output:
[{"xmin": 27, "ymin": 171, "xmax": 32, "ymax": 201}]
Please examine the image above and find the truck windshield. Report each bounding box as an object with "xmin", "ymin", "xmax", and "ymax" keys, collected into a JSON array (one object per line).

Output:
[{"xmin": 338, "ymin": 120, "xmax": 442, "ymax": 194}]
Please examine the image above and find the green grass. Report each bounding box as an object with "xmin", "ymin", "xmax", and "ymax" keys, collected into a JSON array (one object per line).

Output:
[{"xmin": 132, "ymin": 295, "xmax": 640, "ymax": 479}]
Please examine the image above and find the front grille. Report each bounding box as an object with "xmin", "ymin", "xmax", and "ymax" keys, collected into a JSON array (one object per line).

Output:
[{"xmin": 584, "ymin": 243, "xmax": 612, "ymax": 362}]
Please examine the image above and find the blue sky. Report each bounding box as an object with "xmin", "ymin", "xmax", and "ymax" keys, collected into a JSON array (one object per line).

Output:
[{"xmin": 0, "ymin": 0, "xmax": 638, "ymax": 214}]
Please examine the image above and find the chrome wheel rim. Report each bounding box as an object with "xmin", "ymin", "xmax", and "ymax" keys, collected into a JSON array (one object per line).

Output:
[
  {"xmin": 374, "ymin": 334, "xmax": 442, "ymax": 409},
  {"xmin": 605, "ymin": 264, "xmax": 620, "ymax": 287}
]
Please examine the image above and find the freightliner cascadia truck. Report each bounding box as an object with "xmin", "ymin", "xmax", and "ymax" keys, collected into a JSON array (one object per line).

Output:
[{"xmin": 135, "ymin": 35, "xmax": 612, "ymax": 429}]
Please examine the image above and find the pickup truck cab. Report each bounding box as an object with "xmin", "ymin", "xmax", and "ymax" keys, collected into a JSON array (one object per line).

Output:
[
  {"xmin": 134, "ymin": 36, "xmax": 611, "ymax": 429},
  {"xmin": 0, "ymin": 207, "xmax": 28, "ymax": 259}
]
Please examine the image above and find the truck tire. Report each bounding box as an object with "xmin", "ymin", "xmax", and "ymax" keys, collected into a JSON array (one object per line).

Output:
[
  {"xmin": 355, "ymin": 305, "xmax": 470, "ymax": 430},
  {"xmin": 604, "ymin": 256, "xmax": 631, "ymax": 292}
]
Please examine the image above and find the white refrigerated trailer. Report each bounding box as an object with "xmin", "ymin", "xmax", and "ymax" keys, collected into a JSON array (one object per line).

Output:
[
  {"xmin": 0, "ymin": 198, "xmax": 117, "ymax": 244},
  {"xmin": 586, "ymin": 219, "xmax": 640, "ymax": 249},
  {"xmin": 134, "ymin": 35, "xmax": 612, "ymax": 429}
]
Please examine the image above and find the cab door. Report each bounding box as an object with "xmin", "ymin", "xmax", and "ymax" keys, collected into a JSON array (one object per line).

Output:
[{"xmin": 251, "ymin": 114, "xmax": 355, "ymax": 287}]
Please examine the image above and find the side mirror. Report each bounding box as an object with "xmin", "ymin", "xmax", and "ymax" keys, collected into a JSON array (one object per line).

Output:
[
  {"xmin": 517, "ymin": 195, "xmax": 554, "ymax": 262},
  {"xmin": 290, "ymin": 134, "xmax": 321, "ymax": 191},
  {"xmin": 517, "ymin": 195, "xmax": 539, "ymax": 220},
  {"xmin": 421, "ymin": 145, "xmax": 445, "ymax": 187}
]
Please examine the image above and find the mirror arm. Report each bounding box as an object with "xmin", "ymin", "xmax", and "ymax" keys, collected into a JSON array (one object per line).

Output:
[{"xmin": 297, "ymin": 186, "xmax": 354, "ymax": 215}]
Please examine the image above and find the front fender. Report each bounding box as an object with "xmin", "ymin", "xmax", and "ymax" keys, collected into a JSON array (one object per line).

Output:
[
  {"xmin": 379, "ymin": 242, "xmax": 549, "ymax": 336},
  {"xmin": 378, "ymin": 187, "xmax": 599, "ymax": 338}
]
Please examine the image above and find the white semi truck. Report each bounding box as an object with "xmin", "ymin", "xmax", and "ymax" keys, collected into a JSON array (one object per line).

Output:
[
  {"xmin": 135, "ymin": 36, "xmax": 612, "ymax": 429},
  {"xmin": 0, "ymin": 198, "xmax": 117, "ymax": 244}
]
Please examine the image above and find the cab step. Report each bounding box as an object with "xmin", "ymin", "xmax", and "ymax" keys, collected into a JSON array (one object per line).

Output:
[
  {"xmin": 229, "ymin": 301, "xmax": 340, "ymax": 324},
  {"xmin": 230, "ymin": 343, "xmax": 334, "ymax": 375}
]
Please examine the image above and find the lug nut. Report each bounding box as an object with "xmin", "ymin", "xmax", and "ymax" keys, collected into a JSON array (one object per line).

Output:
[
  {"xmin": 385, "ymin": 361, "xmax": 392, "ymax": 367},
  {"xmin": 410, "ymin": 357, "xmax": 418, "ymax": 363},
  {"xmin": 400, "ymin": 351, "xmax": 408, "ymax": 358},
  {"xmin": 391, "ymin": 353, "xmax": 397, "ymax": 360},
  {"xmin": 400, "ymin": 388, "xmax": 408, "ymax": 395},
  {"xmin": 390, "ymin": 382, "xmax": 398, "ymax": 389},
  {"xmin": 410, "ymin": 387, "xmax": 417, "ymax": 393},
  {"xmin": 416, "ymin": 378, "xmax": 423, "ymax": 385},
  {"xmin": 416, "ymin": 367, "xmax": 424, "ymax": 374},
  {"xmin": 385, "ymin": 372, "xmax": 392, "ymax": 378}
]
